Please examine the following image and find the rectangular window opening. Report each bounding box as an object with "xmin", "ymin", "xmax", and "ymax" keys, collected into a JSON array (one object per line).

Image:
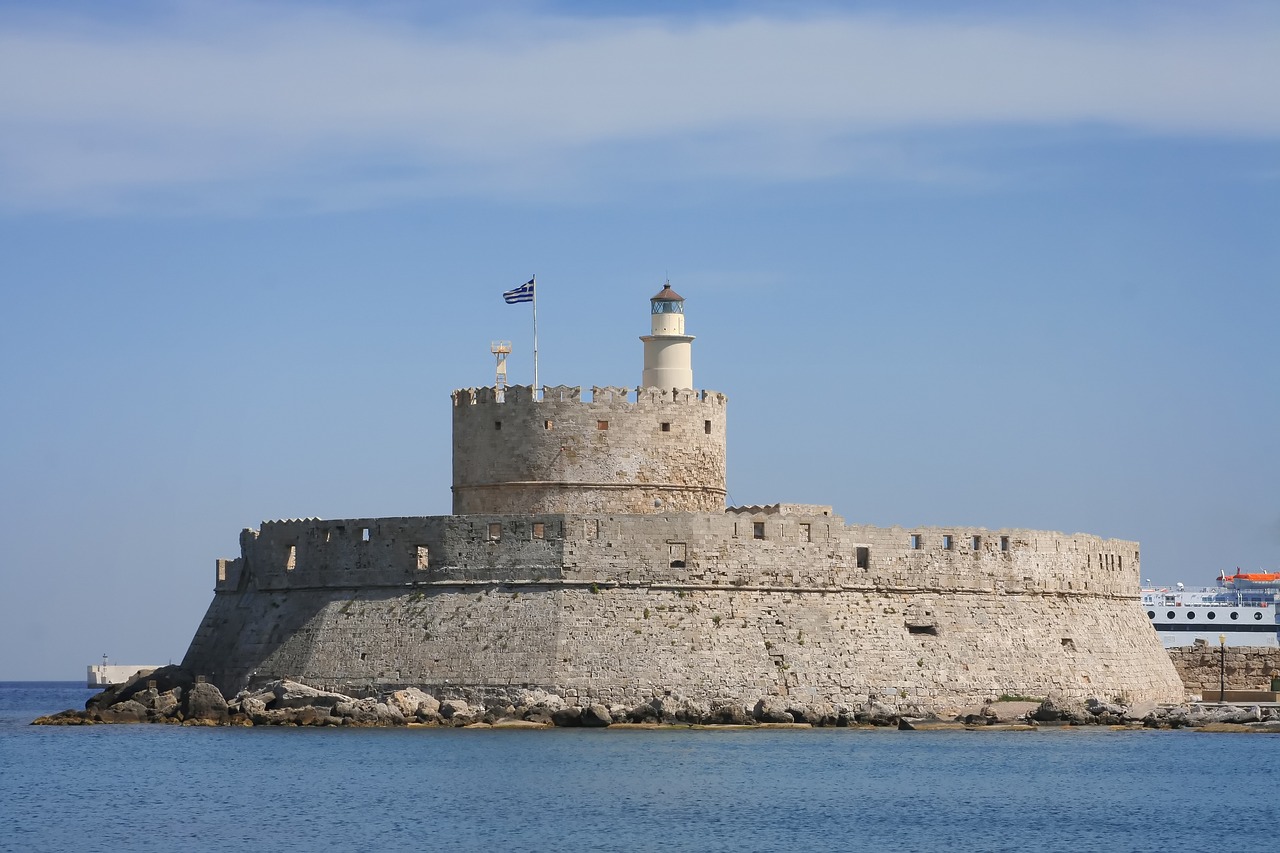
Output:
[
  {"xmin": 855, "ymin": 546, "xmax": 870, "ymax": 569},
  {"xmin": 1000, "ymin": 536, "xmax": 1010, "ymax": 552},
  {"xmin": 487, "ymin": 522, "xmax": 501, "ymax": 542},
  {"xmin": 753, "ymin": 522, "xmax": 765, "ymax": 540},
  {"xmin": 544, "ymin": 420, "xmax": 553, "ymax": 430},
  {"xmin": 910, "ymin": 534, "xmax": 922, "ymax": 550},
  {"xmin": 361, "ymin": 528, "xmax": 371, "ymax": 543},
  {"xmin": 494, "ymin": 421, "xmax": 502, "ymax": 430},
  {"xmin": 415, "ymin": 545, "xmax": 430, "ymax": 570},
  {"xmin": 669, "ymin": 542, "xmax": 687, "ymax": 568},
  {"xmin": 704, "ymin": 420, "xmax": 712, "ymax": 434},
  {"xmin": 532, "ymin": 522, "xmax": 545, "ymax": 540},
  {"xmin": 907, "ymin": 625, "xmax": 938, "ymax": 636},
  {"xmin": 971, "ymin": 535, "xmax": 981, "ymax": 551},
  {"xmin": 597, "ymin": 420, "xmax": 609, "ymax": 430},
  {"xmin": 800, "ymin": 523, "xmax": 811, "ymax": 543},
  {"xmin": 942, "ymin": 534, "xmax": 954, "ymax": 550},
  {"xmin": 660, "ymin": 422, "xmax": 671, "ymax": 432},
  {"xmin": 285, "ymin": 544, "xmax": 297, "ymax": 571}
]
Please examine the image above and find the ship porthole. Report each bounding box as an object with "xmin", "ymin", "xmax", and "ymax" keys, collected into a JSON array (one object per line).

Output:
[
  {"xmin": 1231, "ymin": 612, "xmax": 1239, "ymax": 620},
  {"xmin": 1186, "ymin": 611, "xmax": 1195, "ymax": 620},
  {"xmin": 1207, "ymin": 611, "xmax": 1216, "ymax": 620},
  {"xmin": 1167, "ymin": 611, "xmax": 1176, "ymax": 620},
  {"xmin": 1255, "ymin": 612, "xmax": 1264, "ymax": 621},
  {"xmin": 1147, "ymin": 611, "xmax": 1155, "ymax": 619}
]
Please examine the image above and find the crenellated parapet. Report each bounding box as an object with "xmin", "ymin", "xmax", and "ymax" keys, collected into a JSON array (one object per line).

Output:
[
  {"xmin": 451, "ymin": 385, "xmax": 728, "ymax": 515},
  {"xmin": 211, "ymin": 511, "xmax": 1140, "ymax": 603}
]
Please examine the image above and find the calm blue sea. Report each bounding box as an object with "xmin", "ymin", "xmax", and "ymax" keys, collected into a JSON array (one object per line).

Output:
[{"xmin": 2, "ymin": 681, "xmax": 1277, "ymax": 853}]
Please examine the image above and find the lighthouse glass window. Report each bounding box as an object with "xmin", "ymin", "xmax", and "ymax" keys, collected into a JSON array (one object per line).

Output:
[{"xmin": 652, "ymin": 300, "xmax": 683, "ymax": 314}]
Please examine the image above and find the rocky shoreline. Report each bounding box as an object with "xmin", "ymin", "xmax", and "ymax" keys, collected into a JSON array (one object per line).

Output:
[{"xmin": 32, "ymin": 666, "xmax": 1280, "ymax": 732}]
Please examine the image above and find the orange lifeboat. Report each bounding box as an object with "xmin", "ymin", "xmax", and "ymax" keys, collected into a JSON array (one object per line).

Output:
[{"xmin": 1221, "ymin": 570, "xmax": 1280, "ymax": 590}]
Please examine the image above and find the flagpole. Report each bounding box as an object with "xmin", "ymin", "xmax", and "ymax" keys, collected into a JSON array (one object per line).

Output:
[{"xmin": 532, "ymin": 275, "xmax": 539, "ymax": 400}]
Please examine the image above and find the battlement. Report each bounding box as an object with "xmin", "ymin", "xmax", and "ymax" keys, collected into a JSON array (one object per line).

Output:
[
  {"xmin": 727, "ymin": 503, "xmax": 835, "ymax": 517},
  {"xmin": 451, "ymin": 385, "xmax": 728, "ymax": 408}
]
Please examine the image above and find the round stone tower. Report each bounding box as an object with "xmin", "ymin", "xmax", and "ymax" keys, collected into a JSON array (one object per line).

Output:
[{"xmin": 452, "ymin": 286, "xmax": 727, "ymax": 515}]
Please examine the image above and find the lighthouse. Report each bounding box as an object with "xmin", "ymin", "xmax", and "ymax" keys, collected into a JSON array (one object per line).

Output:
[{"xmin": 640, "ymin": 282, "xmax": 695, "ymax": 390}]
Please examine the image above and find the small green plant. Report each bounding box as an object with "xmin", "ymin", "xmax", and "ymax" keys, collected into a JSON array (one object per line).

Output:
[
  {"xmin": 917, "ymin": 658, "xmax": 924, "ymax": 668},
  {"xmin": 590, "ymin": 583, "xmax": 600, "ymax": 594},
  {"xmin": 643, "ymin": 608, "xmax": 651, "ymax": 619},
  {"xmin": 995, "ymin": 694, "xmax": 1042, "ymax": 703},
  {"xmin": 712, "ymin": 614, "xmax": 722, "ymax": 626},
  {"xmin": 764, "ymin": 640, "xmax": 773, "ymax": 650},
  {"xmin": 677, "ymin": 589, "xmax": 686, "ymax": 599}
]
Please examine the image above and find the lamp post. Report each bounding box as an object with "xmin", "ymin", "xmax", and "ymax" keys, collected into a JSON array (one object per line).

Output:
[{"xmin": 1219, "ymin": 634, "xmax": 1226, "ymax": 703}]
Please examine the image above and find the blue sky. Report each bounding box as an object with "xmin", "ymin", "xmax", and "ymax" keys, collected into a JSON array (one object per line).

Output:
[{"xmin": 1, "ymin": 1, "xmax": 1277, "ymax": 679}]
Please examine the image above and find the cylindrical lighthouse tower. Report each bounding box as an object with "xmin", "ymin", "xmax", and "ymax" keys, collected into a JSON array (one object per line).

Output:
[{"xmin": 640, "ymin": 283, "xmax": 695, "ymax": 390}]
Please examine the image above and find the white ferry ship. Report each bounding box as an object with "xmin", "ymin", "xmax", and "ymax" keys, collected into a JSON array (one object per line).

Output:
[{"xmin": 1142, "ymin": 572, "xmax": 1280, "ymax": 648}]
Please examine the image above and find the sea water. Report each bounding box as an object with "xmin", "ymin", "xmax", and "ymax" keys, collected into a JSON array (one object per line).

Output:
[{"xmin": 2, "ymin": 682, "xmax": 1277, "ymax": 852}]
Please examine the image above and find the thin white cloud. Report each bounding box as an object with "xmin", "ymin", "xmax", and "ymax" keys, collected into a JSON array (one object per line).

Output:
[{"xmin": 0, "ymin": 3, "xmax": 1276, "ymax": 212}]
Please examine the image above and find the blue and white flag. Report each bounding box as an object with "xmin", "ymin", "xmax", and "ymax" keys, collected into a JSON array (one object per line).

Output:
[{"xmin": 503, "ymin": 279, "xmax": 535, "ymax": 304}]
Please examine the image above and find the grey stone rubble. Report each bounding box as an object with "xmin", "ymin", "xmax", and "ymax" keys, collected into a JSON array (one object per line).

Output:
[{"xmin": 34, "ymin": 666, "xmax": 1280, "ymax": 731}]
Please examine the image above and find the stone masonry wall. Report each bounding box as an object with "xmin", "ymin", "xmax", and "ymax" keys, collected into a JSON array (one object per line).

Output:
[
  {"xmin": 451, "ymin": 385, "xmax": 727, "ymax": 515},
  {"xmin": 182, "ymin": 509, "xmax": 1184, "ymax": 712},
  {"xmin": 1167, "ymin": 645, "xmax": 1280, "ymax": 692}
]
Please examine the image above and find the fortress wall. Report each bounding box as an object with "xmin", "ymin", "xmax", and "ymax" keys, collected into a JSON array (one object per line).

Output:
[
  {"xmin": 451, "ymin": 385, "xmax": 727, "ymax": 515},
  {"xmin": 184, "ymin": 579, "xmax": 1180, "ymax": 710},
  {"xmin": 212, "ymin": 513, "xmax": 1139, "ymax": 598},
  {"xmin": 1167, "ymin": 645, "xmax": 1280, "ymax": 692},
  {"xmin": 218, "ymin": 516, "xmax": 569, "ymax": 592},
  {"xmin": 846, "ymin": 525, "xmax": 1140, "ymax": 598},
  {"xmin": 186, "ymin": 511, "xmax": 1182, "ymax": 707}
]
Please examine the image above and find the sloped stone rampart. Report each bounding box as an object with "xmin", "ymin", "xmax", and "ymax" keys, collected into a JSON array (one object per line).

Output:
[{"xmin": 183, "ymin": 509, "xmax": 1184, "ymax": 715}]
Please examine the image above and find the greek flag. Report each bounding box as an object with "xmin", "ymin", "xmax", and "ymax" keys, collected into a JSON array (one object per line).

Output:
[{"xmin": 503, "ymin": 279, "xmax": 535, "ymax": 304}]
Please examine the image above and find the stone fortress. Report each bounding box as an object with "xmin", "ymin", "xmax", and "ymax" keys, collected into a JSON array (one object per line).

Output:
[{"xmin": 182, "ymin": 284, "xmax": 1184, "ymax": 715}]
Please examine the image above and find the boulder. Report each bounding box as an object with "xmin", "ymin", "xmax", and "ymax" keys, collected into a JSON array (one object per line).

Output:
[
  {"xmin": 580, "ymin": 704, "xmax": 612, "ymax": 727},
  {"xmin": 374, "ymin": 702, "xmax": 405, "ymax": 725},
  {"xmin": 1031, "ymin": 695, "xmax": 1089, "ymax": 724},
  {"xmin": 523, "ymin": 708, "xmax": 555, "ymax": 725},
  {"xmin": 387, "ymin": 688, "xmax": 436, "ymax": 719},
  {"xmin": 709, "ymin": 701, "xmax": 751, "ymax": 725},
  {"xmin": 151, "ymin": 689, "xmax": 182, "ymax": 718},
  {"xmin": 753, "ymin": 697, "xmax": 794, "ymax": 724},
  {"xmin": 551, "ymin": 706, "xmax": 583, "ymax": 727},
  {"xmin": 984, "ymin": 701, "xmax": 1040, "ymax": 723},
  {"xmin": 182, "ymin": 683, "xmax": 229, "ymax": 723},
  {"xmin": 513, "ymin": 689, "xmax": 565, "ymax": 713},
  {"xmin": 482, "ymin": 704, "xmax": 517, "ymax": 724},
  {"xmin": 271, "ymin": 681, "xmax": 350, "ymax": 710},
  {"xmin": 439, "ymin": 699, "xmax": 471, "ymax": 720},
  {"xmin": 857, "ymin": 696, "xmax": 899, "ymax": 726},
  {"xmin": 626, "ymin": 702, "xmax": 661, "ymax": 723},
  {"xmin": 97, "ymin": 700, "xmax": 149, "ymax": 723}
]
